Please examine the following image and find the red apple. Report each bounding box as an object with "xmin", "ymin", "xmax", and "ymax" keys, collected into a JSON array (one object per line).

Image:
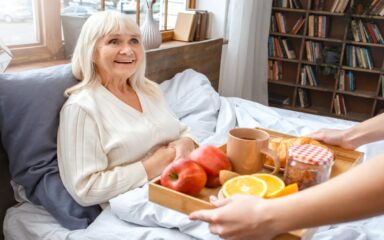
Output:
[
  {"xmin": 190, "ymin": 145, "xmax": 232, "ymax": 188},
  {"xmin": 160, "ymin": 158, "xmax": 207, "ymax": 196}
]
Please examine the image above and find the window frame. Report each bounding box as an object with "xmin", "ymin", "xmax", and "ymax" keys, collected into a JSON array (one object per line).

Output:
[
  {"xmin": 10, "ymin": 0, "xmax": 64, "ymax": 65},
  {"xmin": 9, "ymin": 0, "xmax": 195, "ymax": 65}
]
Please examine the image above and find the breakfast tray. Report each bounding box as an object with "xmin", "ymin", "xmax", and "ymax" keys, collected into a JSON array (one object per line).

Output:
[{"xmin": 148, "ymin": 128, "xmax": 364, "ymax": 239}]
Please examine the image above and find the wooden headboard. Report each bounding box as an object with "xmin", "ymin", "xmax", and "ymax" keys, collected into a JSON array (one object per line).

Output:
[
  {"xmin": 146, "ymin": 38, "xmax": 223, "ymax": 90},
  {"xmin": 0, "ymin": 38, "xmax": 223, "ymax": 239}
]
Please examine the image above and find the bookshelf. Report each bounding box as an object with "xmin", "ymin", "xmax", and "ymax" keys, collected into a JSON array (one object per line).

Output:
[{"xmin": 268, "ymin": 0, "xmax": 384, "ymax": 122}]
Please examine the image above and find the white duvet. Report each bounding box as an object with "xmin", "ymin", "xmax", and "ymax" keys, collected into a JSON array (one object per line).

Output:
[{"xmin": 4, "ymin": 69, "xmax": 384, "ymax": 240}]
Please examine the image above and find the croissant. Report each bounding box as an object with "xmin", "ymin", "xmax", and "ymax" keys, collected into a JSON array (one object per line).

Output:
[{"xmin": 265, "ymin": 137, "xmax": 330, "ymax": 168}]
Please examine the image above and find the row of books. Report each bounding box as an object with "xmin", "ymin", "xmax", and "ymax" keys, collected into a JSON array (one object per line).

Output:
[
  {"xmin": 271, "ymin": 13, "xmax": 305, "ymax": 34},
  {"xmin": 350, "ymin": 20, "xmax": 384, "ymax": 44},
  {"xmin": 338, "ymin": 70, "xmax": 355, "ymax": 91},
  {"xmin": 308, "ymin": 15, "xmax": 329, "ymax": 38},
  {"xmin": 273, "ymin": 0, "xmax": 303, "ymax": 9},
  {"xmin": 297, "ymin": 88, "xmax": 311, "ymax": 107},
  {"xmin": 268, "ymin": 60, "xmax": 283, "ymax": 81},
  {"xmin": 334, "ymin": 94, "xmax": 347, "ymax": 115},
  {"xmin": 268, "ymin": 36, "xmax": 297, "ymax": 59},
  {"xmin": 345, "ymin": 45, "xmax": 374, "ymax": 69},
  {"xmin": 272, "ymin": 12, "xmax": 287, "ymax": 33},
  {"xmin": 330, "ymin": 0, "xmax": 351, "ymax": 13},
  {"xmin": 273, "ymin": 0, "xmax": 384, "ymax": 16},
  {"xmin": 300, "ymin": 65, "xmax": 318, "ymax": 86},
  {"xmin": 173, "ymin": 10, "xmax": 209, "ymax": 42},
  {"xmin": 305, "ymin": 41, "xmax": 323, "ymax": 62},
  {"xmin": 364, "ymin": 0, "xmax": 384, "ymax": 16}
]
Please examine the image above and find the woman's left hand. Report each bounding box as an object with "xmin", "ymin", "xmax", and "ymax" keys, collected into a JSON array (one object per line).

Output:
[{"xmin": 168, "ymin": 137, "xmax": 195, "ymax": 160}]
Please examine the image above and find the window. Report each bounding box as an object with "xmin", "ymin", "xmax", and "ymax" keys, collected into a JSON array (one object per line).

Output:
[
  {"xmin": 0, "ymin": 0, "xmax": 36, "ymax": 45},
  {"xmin": 62, "ymin": 0, "xmax": 194, "ymax": 28},
  {"xmin": 4, "ymin": 0, "xmax": 193, "ymax": 65}
]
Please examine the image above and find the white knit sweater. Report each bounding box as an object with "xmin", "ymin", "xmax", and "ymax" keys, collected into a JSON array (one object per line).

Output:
[{"xmin": 57, "ymin": 82, "xmax": 191, "ymax": 206}]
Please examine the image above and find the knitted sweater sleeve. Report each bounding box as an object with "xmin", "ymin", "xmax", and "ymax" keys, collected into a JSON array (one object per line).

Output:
[{"xmin": 57, "ymin": 104, "xmax": 148, "ymax": 206}]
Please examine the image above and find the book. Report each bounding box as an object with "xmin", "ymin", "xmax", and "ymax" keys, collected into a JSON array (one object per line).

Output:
[
  {"xmin": 282, "ymin": 39, "xmax": 296, "ymax": 59},
  {"xmin": 290, "ymin": 17, "xmax": 305, "ymax": 34},
  {"xmin": 351, "ymin": 20, "xmax": 360, "ymax": 42},
  {"xmin": 308, "ymin": 15, "xmax": 314, "ymax": 37},
  {"xmin": 338, "ymin": 69, "xmax": 345, "ymax": 90},
  {"xmin": 173, "ymin": 11, "xmax": 197, "ymax": 42},
  {"xmin": 348, "ymin": 71, "xmax": 356, "ymax": 92},
  {"xmin": 268, "ymin": 60, "xmax": 274, "ymax": 80},
  {"xmin": 292, "ymin": 0, "xmax": 303, "ymax": 8},
  {"xmin": 191, "ymin": 10, "xmax": 209, "ymax": 41},
  {"xmin": 193, "ymin": 11, "xmax": 202, "ymax": 41},
  {"xmin": 334, "ymin": 94, "xmax": 341, "ymax": 114},
  {"xmin": 298, "ymin": 88, "xmax": 310, "ymax": 107},
  {"xmin": 193, "ymin": 10, "xmax": 208, "ymax": 41},
  {"xmin": 300, "ymin": 66, "xmax": 307, "ymax": 85},
  {"xmin": 313, "ymin": 0, "xmax": 320, "ymax": 10},
  {"xmin": 331, "ymin": 0, "xmax": 341, "ymax": 12},
  {"xmin": 318, "ymin": 0, "xmax": 325, "ymax": 10},
  {"xmin": 339, "ymin": 94, "xmax": 347, "ymax": 115}
]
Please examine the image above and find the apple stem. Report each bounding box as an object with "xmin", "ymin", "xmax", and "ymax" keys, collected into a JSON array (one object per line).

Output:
[{"xmin": 169, "ymin": 172, "xmax": 178, "ymax": 181}]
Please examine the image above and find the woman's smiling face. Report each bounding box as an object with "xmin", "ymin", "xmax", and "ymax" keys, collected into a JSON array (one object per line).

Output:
[{"xmin": 94, "ymin": 31, "xmax": 144, "ymax": 82}]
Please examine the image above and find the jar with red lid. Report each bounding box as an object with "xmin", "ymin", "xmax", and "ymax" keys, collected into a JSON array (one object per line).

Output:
[{"xmin": 284, "ymin": 144, "xmax": 334, "ymax": 190}]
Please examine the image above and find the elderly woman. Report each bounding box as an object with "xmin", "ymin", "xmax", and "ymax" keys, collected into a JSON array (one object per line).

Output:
[{"xmin": 57, "ymin": 11, "xmax": 195, "ymax": 207}]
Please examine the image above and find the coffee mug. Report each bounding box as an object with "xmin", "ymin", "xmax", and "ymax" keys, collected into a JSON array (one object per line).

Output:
[{"xmin": 227, "ymin": 128, "xmax": 280, "ymax": 175}]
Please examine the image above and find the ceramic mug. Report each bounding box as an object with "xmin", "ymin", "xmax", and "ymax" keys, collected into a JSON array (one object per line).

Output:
[{"xmin": 227, "ymin": 128, "xmax": 280, "ymax": 175}]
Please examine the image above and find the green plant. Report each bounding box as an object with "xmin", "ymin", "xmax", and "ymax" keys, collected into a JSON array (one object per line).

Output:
[
  {"xmin": 313, "ymin": 45, "xmax": 341, "ymax": 76},
  {"xmin": 349, "ymin": 0, "xmax": 372, "ymax": 15}
]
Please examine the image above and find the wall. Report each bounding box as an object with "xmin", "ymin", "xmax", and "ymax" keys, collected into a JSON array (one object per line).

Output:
[
  {"xmin": 196, "ymin": 0, "xmax": 229, "ymax": 94},
  {"xmin": 195, "ymin": 0, "xmax": 229, "ymax": 39}
]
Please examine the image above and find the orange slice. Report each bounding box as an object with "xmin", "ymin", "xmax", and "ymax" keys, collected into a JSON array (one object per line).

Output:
[
  {"xmin": 252, "ymin": 173, "xmax": 285, "ymax": 198},
  {"xmin": 268, "ymin": 183, "xmax": 299, "ymax": 198},
  {"xmin": 222, "ymin": 175, "xmax": 267, "ymax": 198}
]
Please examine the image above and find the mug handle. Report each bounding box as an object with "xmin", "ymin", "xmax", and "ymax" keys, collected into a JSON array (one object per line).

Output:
[{"xmin": 261, "ymin": 148, "xmax": 280, "ymax": 175}]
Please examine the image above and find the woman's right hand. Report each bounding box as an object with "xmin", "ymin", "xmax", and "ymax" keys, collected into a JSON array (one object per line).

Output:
[{"xmin": 142, "ymin": 146, "xmax": 176, "ymax": 180}]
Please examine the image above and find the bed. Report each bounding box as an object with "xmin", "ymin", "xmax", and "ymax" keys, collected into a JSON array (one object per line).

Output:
[{"xmin": 2, "ymin": 38, "xmax": 384, "ymax": 240}]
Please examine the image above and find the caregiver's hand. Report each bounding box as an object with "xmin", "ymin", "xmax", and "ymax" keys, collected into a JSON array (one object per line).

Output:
[{"xmin": 189, "ymin": 195, "xmax": 280, "ymax": 240}]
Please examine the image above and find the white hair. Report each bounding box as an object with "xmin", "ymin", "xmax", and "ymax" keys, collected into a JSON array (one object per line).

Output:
[{"xmin": 65, "ymin": 11, "xmax": 159, "ymax": 98}]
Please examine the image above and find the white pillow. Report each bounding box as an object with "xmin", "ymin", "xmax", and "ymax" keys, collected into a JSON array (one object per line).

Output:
[{"xmin": 160, "ymin": 69, "xmax": 221, "ymax": 144}]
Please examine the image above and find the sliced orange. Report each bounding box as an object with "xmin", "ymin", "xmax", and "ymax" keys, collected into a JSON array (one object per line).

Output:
[
  {"xmin": 268, "ymin": 183, "xmax": 299, "ymax": 198},
  {"xmin": 222, "ymin": 175, "xmax": 267, "ymax": 198},
  {"xmin": 252, "ymin": 173, "xmax": 285, "ymax": 198}
]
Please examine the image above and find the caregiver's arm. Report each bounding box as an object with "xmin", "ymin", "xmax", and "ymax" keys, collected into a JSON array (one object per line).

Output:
[
  {"xmin": 309, "ymin": 113, "xmax": 384, "ymax": 149},
  {"xmin": 270, "ymin": 153, "xmax": 384, "ymax": 232},
  {"xmin": 190, "ymin": 154, "xmax": 384, "ymax": 239}
]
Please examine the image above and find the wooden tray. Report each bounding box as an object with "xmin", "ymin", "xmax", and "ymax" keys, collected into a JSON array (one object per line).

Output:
[{"xmin": 148, "ymin": 128, "xmax": 364, "ymax": 239}]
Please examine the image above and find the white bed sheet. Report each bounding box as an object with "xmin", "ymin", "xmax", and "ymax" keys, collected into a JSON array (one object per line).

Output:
[{"xmin": 4, "ymin": 69, "xmax": 384, "ymax": 240}]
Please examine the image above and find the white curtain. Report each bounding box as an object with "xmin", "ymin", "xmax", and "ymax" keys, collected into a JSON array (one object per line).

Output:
[{"xmin": 219, "ymin": 0, "xmax": 272, "ymax": 105}]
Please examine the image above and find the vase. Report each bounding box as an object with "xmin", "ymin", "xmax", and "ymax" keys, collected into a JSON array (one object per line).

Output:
[{"xmin": 140, "ymin": 7, "xmax": 162, "ymax": 50}]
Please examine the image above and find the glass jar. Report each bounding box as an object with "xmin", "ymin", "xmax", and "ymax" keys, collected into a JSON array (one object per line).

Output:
[{"xmin": 284, "ymin": 144, "xmax": 334, "ymax": 190}]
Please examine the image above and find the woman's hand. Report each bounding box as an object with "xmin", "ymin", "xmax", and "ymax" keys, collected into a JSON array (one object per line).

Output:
[
  {"xmin": 168, "ymin": 137, "xmax": 196, "ymax": 160},
  {"xmin": 142, "ymin": 146, "xmax": 176, "ymax": 180},
  {"xmin": 189, "ymin": 195, "xmax": 280, "ymax": 240},
  {"xmin": 308, "ymin": 128, "xmax": 356, "ymax": 149}
]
